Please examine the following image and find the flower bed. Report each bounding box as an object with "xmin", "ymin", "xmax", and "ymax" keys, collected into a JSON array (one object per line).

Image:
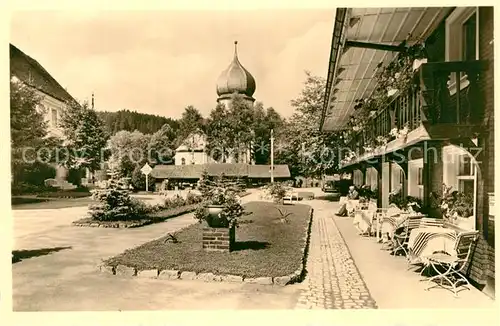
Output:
[
  {"xmin": 101, "ymin": 201, "xmax": 313, "ymax": 285},
  {"xmin": 73, "ymin": 176, "xmax": 204, "ymax": 228},
  {"xmin": 73, "ymin": 203, "xmax": 199, "ymax": 228}
]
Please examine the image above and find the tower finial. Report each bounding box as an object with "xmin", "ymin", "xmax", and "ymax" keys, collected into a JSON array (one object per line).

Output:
[
  {"xmin": 234, "ymin": 41, "xmax": 238, "ymax": 59},
  {"xmin": 91, "ymin": 92, "xmax": 94, "ymax": 109}
]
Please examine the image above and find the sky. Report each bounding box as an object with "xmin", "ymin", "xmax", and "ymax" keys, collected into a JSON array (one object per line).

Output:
[{"xmin": 10, "ymin": 9, "xmax": 334, "ymax": 120}]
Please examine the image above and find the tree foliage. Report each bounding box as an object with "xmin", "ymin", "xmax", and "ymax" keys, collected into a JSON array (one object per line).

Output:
[
  {"xmin": 275, "ymin": 71, "xmax": 342, "ymax": 178},
  {"xmin": 107, "ymin": 130, "xmax": 152, "ymax": 178},
  {"xmin": 60, "ymin": 101, "xmax": 110, "ymax": 172},
  {"xmin": 206, "ymin": 103, "xmax": 233, "ymax": 162},
  {"xmin": 205, "ymin": 93, "xmax": 284, "ymax": 164},
  {"xmin": 10, "ymin": 79, "xmax": 61, "ymax": 190},
  {"xmin": 148, "ymin": 123, "xmax": 175, "ymax": 164},
  {"xmin": 131, "ymin": 165, "xmax": 156, "ymax": 191},
  {"xmin": 176, "ymin": 105, "xmax": 205, "ymax": 146},
  {"xmin": 10, "ymin": 79, "xmax": 49, "ymax": 165},
  {"xmin": 252, "ymin": 103, "xmax": 284, "ymax": 164},
  {"xmin": 97, "ymin": 109, "xmax": 179, "ymax": 136}
]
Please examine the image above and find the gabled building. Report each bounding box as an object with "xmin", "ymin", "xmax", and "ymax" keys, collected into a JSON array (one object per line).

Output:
[
  {"xmin": 10, "ymin": 43, "xmax": 76, "ymax": 139},
  {"xmin": 321, "ymin": 7, "xmax": 494, "ymax": 297},
  {"xmin": 10, "ymin": 43, "xmax": 79, "ymax": 188},
  {"xmin": 174, "ymin": 130, "xmax": 213, "ymax": 165}
]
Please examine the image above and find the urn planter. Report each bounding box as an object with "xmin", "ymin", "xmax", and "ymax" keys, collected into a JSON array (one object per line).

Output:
[{"xmin": 205, "ymin": 204, "xmax": 228, "ymax": 228}]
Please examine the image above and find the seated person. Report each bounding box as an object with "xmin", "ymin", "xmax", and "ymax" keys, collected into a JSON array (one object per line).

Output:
[{"xmin": 336, "ymin": 186, "xmax": 359, "ymax": 216}]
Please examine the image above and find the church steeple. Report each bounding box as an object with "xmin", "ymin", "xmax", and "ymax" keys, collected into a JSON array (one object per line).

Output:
[
  {"xmin": 216, "ymin": 41, "xmax": 256, "ymax": 102},
  {"xmin": 233, "ymin": 41, "xmax": 238, "ymax": 60}
]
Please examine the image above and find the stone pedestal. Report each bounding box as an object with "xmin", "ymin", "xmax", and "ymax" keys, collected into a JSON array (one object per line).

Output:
[{"xmin": 202, "ymin": 226, "xmax": 235, "ymax": 252}]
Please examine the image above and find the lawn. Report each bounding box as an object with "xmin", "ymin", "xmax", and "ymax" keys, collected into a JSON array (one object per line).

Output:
[
  {"xmin": 106, "ymin": 201, "xmax": 312, "ymax": 278},
  {"xmin": 11, "ymin": 196, "xmax": 96, "ymax": 210}
]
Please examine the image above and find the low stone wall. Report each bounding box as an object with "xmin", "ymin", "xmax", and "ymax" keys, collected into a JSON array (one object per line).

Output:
[{"xmin": 99, "ymin": 207, "xmax": 314, "ymax": 286}]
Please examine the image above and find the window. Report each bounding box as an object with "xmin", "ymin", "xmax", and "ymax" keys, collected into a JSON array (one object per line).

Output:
[
  {"xmin": 458, "ymin": 154, "xmax": 474, "ymax": 176},
  {"xmin": 181, "ymin": 158, "xmax": 186, "ymax": 165},
  {"xmin": 445, "ymin": 7, "xmax": 479, "ymax": 94},
  {"xmin": 417, "ymin": 167, "xmax": 423, "ymax": 185},
  {"xmin": 462, "ymin": 13, "xmax": 477, "ymax": 61},
  {"xmin": 51, "ymin": 108, "xmax": 58, "ymax": 127},
  {"xmin": 459, "ymin": 179, "xmax": 474, "ymax": 195}
]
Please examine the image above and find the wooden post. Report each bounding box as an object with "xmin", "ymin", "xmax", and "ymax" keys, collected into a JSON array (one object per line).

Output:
[{"xmin": 270, "ymin": 129, "xmax": 274, "ymax": 183}]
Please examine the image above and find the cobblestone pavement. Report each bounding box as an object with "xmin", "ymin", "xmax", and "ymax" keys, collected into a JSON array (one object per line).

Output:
[{"xmin": 295, "ymin": 202, "xmax": 377, "ymax": 309}]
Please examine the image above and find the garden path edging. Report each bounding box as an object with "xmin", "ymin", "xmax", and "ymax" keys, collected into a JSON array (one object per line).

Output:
[{"xmin": 98, "ymin": 207, "xmax": 314, "ymax": 286}]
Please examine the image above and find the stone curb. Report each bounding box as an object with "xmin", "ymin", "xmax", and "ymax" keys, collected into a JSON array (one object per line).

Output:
[{"xmin": 98, "ymin": 206, "xmax": 315, "ymax": 286}]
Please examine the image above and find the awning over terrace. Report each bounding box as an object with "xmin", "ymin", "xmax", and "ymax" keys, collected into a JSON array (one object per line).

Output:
[{"xmin": 321, "ymin": 7, "xmax": 451, "ymax": 132}]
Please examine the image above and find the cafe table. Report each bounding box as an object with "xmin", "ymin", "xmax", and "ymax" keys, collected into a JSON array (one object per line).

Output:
[
  {"xmin": 353, "ymin": 203, "xmax": 377, "ymax": 234},
  {"xmin": 407, "ymin": 226, "xmax": 459, "ymax": 264},
  {"xmin": 380, "ymin": 209, "xmax": 407, "ymax": 243}
]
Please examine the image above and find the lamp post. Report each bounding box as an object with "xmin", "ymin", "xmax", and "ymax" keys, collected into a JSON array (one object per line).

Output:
[{"xmin": 270, "ymin": 129, "xmax": 274, "ymax": 183}]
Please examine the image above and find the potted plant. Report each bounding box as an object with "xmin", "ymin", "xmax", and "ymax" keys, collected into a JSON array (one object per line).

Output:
[
  {"xmin": 438, "ymin": 184, "xmax": 474, "ymax": 228},
  {"xmin": 194, "ymin": 174, "xmax": 244, "ymax": 228},
  {"xmin": 404, "ymin": 196, "xmax": 423, "ymax": 213}
]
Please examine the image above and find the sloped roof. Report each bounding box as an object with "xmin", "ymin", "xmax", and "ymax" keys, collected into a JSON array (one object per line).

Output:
[
  {"xmin": 247, "ymin": 164, "xmax": 290, "ymax": 178},
  {"xmin": 151, "ymin": 164, "xmax": 205, "ymax": 179},
  {"xmin": 205, "ymin": 163, "xmax": 248, "ymax": 177},
  {"xmin": 151, "ymin": 163, "xmax": 290, "ymax": 179},
  {"xmin": 321, "ymin": 7, "xmax": 450, "ymax": 131},
  {"xmin": 10, "ymin": 43, "xmax": 76, "ymax": 104}
]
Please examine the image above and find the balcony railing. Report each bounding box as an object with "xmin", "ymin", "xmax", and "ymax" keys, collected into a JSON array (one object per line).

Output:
[{"xmin": 343, "ymin": 60, "xmax": 486, "ymax": 161}]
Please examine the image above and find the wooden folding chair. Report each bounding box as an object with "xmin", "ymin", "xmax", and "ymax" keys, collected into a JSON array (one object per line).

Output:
[
  {"xmin": 424, "ymin": 230, "xmax": 479, "ymax": 297},
  {"xmin": 391, "ymin": 214, "xmax": 424, "ymax": 257},
  {"xmin": 419, "ymin": 217, "xmax": 445, "ymax": 228}
]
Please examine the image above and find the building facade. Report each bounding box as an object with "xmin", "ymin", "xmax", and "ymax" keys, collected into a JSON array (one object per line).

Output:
[
  {"xmin": 321, "ymin": 7, "xmax": 494, "ymax": 297},
  {"xmin": 10, "ymin": 43, "xmax": 79, "ymax": 188},
  {"xmin": 174, "ymin": 131, "xmax": 213, "ymax": 165}
]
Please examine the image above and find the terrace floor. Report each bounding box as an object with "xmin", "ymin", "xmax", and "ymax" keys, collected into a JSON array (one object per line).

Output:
[{"xmin": 10, "ymin": 188, "xmax": 497, "ymax": 313}]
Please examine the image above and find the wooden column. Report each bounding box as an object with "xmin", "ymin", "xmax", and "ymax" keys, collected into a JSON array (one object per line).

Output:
[
  {"xmin": 422, "ymin": 141, "xmax": 444, "ymax": 212},
  {"xmin": 374, "ymin": 162, "xmax": 383, "ymax": 208}
]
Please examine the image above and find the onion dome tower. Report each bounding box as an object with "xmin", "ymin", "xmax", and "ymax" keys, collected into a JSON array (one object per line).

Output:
[{"xmin": 216, "ymin": 41, "xmax": 256, "ymax": 107}]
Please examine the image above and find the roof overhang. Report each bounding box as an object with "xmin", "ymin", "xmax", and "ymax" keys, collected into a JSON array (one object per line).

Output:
[{"xmin": 320, "ymin": 7, "xmax": 452, "ymax": 132}]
